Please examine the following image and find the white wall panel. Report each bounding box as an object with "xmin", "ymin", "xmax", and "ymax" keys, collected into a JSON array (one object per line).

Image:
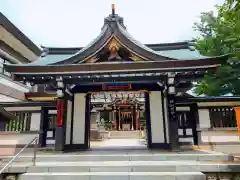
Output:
[
  {"xmin": 30, "ymin": 113, "xmax": 41, "ymax": 131},
  {"xmin": 149, "ymin": 91, "xmax": 165, "ymax": 143},
  {"xmin": 198, "ymin": 109, "xmax": 211, "ymax": 128},
  {"xmin": 73, "ymin": 94, "xmax": 86, "ymax": 144}
]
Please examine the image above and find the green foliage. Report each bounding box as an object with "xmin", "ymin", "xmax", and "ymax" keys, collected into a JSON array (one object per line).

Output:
[
  {"xmin": 5, "ymin": 119, "xmax": 25, "ymax": 131},
  {"xmin": 194, "ymin": 0, "xmax": 240, "ymax": 96}
]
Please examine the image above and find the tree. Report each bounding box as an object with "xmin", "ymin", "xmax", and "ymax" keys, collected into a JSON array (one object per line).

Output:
[{"xmin": 194, "ymin": 0, "xmax": 240, "ymax": 96}]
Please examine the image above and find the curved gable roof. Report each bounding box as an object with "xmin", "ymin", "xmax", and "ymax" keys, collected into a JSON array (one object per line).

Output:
[{"xmin": 28, "ymin": 11, "xmax": 176, "ymax": 66}]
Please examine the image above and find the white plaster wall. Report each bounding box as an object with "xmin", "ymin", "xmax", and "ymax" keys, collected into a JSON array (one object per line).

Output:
[
  {"xmin": 73, "ymin": 93, "xmax": 86, "ymax": 144},
  {"xmin": 198, "ymin": 109, "xmax": 211, "ymax": 128},
  {"xmin": 149, "ymin": 91, "xmax": 165, "ymax": 143},
  {"xmin": 201, "ymin": 131, "xmax": 240, "ymax": 143},
  {"xmin": 163, "ymin": 96, "xmax": 169, "ymax": 143},
  {"xmin": 65, "ymin": 100, "xmax": 72, "ymax": 145},
  {"xmin": 0, "ymin": 133, "xmax": 38, "ymax": 145},
  {"xmin": 30, "ymin": 113, "xmax": 41, "ymax": 131}
]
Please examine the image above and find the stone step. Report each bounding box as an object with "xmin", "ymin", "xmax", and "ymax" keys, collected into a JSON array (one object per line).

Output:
[
  {"xmin": 0, "ymin": 153, "xmax": 233, "ymax": 163},
  {"xmin": 3, "ymin": 161, "xmax": 240, "ymax": 173},
  {"xmin": 18, "ymin": 172, "xmax": 206, "ymax": 180}
]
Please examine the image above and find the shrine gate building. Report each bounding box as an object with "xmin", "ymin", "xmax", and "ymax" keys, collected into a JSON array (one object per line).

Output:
[{"xmin": 3, "ymin": 6, "xmax": 232, "ymax": 152}]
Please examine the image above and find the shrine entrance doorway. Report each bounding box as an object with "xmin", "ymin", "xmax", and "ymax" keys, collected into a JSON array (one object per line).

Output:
[
  {"xmin": 89, "ymin": 91, "xmax": 147, "ymax": 149},
  {"xmin": 69, "ymin": 83, "xmax": 170, "ymax": 151}
]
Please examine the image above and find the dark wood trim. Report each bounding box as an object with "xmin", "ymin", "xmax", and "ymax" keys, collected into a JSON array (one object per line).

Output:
[
  {"xmin": 39, "ymin": 107, "xmax": 48, "ymax": 147},
  {"xmin": 44, "ymin": 41, "xmax": 191, "ymax": 55},
  {"xmin": 25, "ymin": 92, "xmax": 56, "ymax": 98},
  {"xmin": 199, "ymin": 106, "xmax": 240, "ymax": 109},
  {"xmin": 6, "ymin": 58, "xmax": 222, "ymax": 74},
  {"xmin": 161, "ymin": 90, "xmax": 167, "ymax": 144},
  {"xmin": 0, "ymin": 101, "xmax": 56, "ymax": 107},
  {"xmin": 144, "ymin": 92, "xmax": 152, "ymax": 148},
  {"xmin": 84, "ymin": 94, "xmax": 90, "ymax": 149},
  {"xmin": 167, "ymin": 90, "xmax": 180, "ymax": 151},
  {"xmin": 177, "ymin": 96, "xmax": 240, "ymax": 103},
  {"xmin": 150, "ymin": 143, "xmax": 170, "ymax": 149},
  {"xmin": 0, "ymin": 13, "xmax": 41, "ymax": 56},
  {"xmin": 64, "ymin": 144, "xmax": 89, "ymax": 152},
  {"xmin": 70, "ymin": 95, "xmax": 74, "ymax": 145},
  {"xmin": 0, "ymin": 107, "xmax": 15, "ymax": 120},
  {"xmin": 191, "ymin": 103, "xmax": 199, "ymax": 145},
  {"xmin": 63, "ymin": 96, "xmax": 68, "ymax": 145}
]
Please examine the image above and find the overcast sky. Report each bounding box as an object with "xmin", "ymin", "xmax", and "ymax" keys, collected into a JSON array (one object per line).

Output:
[{"xmin": 1, "ymin": 0, "xmax": 224, "ymax": 47}]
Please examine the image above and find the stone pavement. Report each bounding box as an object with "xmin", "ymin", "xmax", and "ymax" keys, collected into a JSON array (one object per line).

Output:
[
  {"xmin": 1, "ymin": 147, "xmax": 238, "ymax": 180},
  {"xmin": 93, "ymin": 139, "xmax": 146, "ymax": 147},
  {"xmin": 1, "ymin": 139, "xmax": 239, "ymax": 180}
]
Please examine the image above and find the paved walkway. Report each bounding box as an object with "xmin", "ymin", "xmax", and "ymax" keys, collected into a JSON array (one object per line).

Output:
[
  {"xmin": 90, "ymin": 138, "xmax": 147, "ymax": 150},
  {"xmin": 101, "ymin": 139, "xmax": 146, "ymax": 147}
]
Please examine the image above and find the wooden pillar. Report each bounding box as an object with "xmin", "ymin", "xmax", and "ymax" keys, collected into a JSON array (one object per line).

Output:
[
  {"xmin": 190, "ymin": 103, "xmax": 199, "ymax": 146},
  {"xmin": 84, "ymin": 93, "xmax": 91, "ymax": 149},
  {"xmin": 39, "ymin": 107, "xmax": 48, "ymax": 147},
  {"xmin": 55, "ymin": 77, "xmax": 65, "ymax": 152},
  {"xmin": 167, "ymin": 73, "xmax": 180, "ymax": 151},
  {"xmin": 145, "ymin": 92, "xmax": 152, "ymax": 147}
]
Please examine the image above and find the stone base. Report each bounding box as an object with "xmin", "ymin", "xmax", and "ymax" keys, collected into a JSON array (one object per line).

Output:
[{"xmin": 90, "ymin": 129, "xmax": 102, "ymax": 141}]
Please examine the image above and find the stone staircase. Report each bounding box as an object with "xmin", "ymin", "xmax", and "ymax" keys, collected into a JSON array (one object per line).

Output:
[
  {"xmin": 108, "ymin": 130, "xmax": 142, "ymax": 139},
  {"xmin": 0, "ymin": 150, "xmax": 239, "ymax": 180}
]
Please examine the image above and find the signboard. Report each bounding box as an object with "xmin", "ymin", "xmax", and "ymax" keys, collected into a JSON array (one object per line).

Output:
[
  {"xmin": 167, "ymin": 94, "xmax": 176, "ymax": 122},
  {"xmin": 102, "ymin": 83, "xmax": 132, "ymax": 90}
]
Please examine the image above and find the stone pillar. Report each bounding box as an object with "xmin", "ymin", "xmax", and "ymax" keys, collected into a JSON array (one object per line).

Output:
[
  {"xmin": 118, "ymin": 108, "xmax": 121, "ymax": 130},
  {"xmin": 166, "ymin": 73, "xmax": 180, "ymax": 151},
  {"xmin": 131, "ymin": 107, "xmax": 134, "ymax": 130},
  {"xmin": 113, "ymin": 105, "xmax": 116, "ymax": 129},
  {"xmin": 135, "ymin": 104, "xmax": 140, "ymax": 130}
]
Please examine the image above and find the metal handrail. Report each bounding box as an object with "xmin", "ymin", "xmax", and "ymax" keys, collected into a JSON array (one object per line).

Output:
[{"xmin": 0, "ymin": 136, "xmax": 38, "ymax": 174}]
